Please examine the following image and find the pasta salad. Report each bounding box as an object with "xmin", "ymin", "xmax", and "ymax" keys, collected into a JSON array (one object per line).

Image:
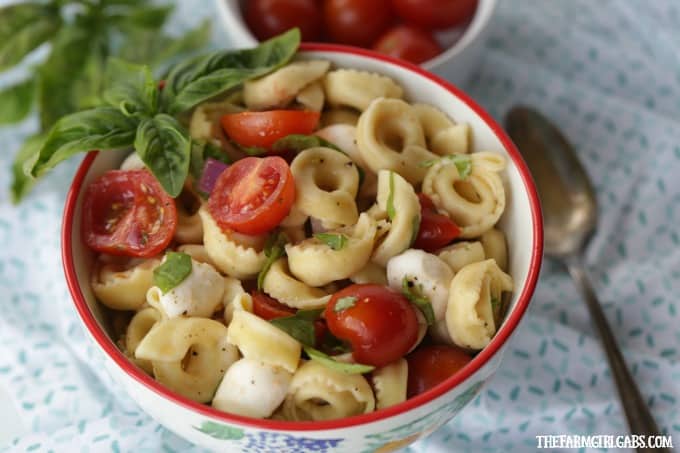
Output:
[{"xmin": 80, "ymin": 31, "xmax": 513, "ymax": 422}]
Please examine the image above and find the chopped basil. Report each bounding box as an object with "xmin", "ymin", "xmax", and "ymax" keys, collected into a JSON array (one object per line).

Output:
[
  {"xmin": 314, "ymin": 233, "xmax": 348, "ymax": 250},
  {"xmin": 409, "ymin": 215, "xmax": 421, "ymax": 247},
  {"xmin": 304, "ymin": 346, "xmax": 374, "ymax": 375},
  {"xmin": 269, "ymin": 308, "xmax": 323, "ymax": 347},
  {"xmin": 386, "ymin": 171, "xmax": 396, "ymax": 221},
  {"xmin": 401, "ymin": 277, "xmax": 435, "ymax": 325},
  {"xmin": 257, "ymin": 232, "xmax": 289, "ymax": 290},
  {"xmin": 333, "ymin": 296, "xmax": 357, "ymax": 313},
  {"xmin": 271, "ymin": 134, "xmax": 341, "ymax": 153},
  {"xmin": 153, "ymin": 252, "xmax": 192, "ymax": 294},
  {"xmin": 491, "ymin": 296, "xmax": 501, "ymax": 312},
  {"xmin": 419, "ymin": 154, "xmax": 472, "ymax": 179}
]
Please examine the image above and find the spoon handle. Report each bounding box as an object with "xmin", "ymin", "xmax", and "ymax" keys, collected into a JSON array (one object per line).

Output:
[{"xmin": 565, "ymin": 256, "xmax": 669, "ymax": 452}]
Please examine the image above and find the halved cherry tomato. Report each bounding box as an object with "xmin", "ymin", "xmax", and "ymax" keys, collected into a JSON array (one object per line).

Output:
[
  {"xmin": 406, "ymin": 345, "xmax": 472, "ymax": 397},
  {"xmin": 220, "ymin": 110, "xmax": 321, "ymax": 151},
  {"xmin": 323, "ymin": 0, "xmax": 394, "ymax": 47},
  {"xmin": 252, "ymin": 290, "xmax": 295, "ymax": 319},
  {"xmin": 373, "ymin": 26, "xmax": 442, "ymax": 64},
  {"xmin": 392, "ymin": 0, "xmax": 478, "ymax": 30},
  {"xmin": 413, "ymin": 193, "xmax": 460, "ymax": 252},
  {"xmin": 325, "ymin": 284, "xmax": 419, "ymax": 367},
  {"xmin": 81, "ymin": 170, "xmax": 177, "ymax": 257},
  {"xmin": 245, "ymin": 0, "xmax": 323, "ymax": 42},
  {"xmin": 207, "ymin": 156, "xmax": 295, "ymax": 235}
]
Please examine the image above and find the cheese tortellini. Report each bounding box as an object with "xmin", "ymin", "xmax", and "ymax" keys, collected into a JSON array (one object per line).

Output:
[
  {"xmin": 372, "ymin": 359, "xmax": 408, "ymax": 410},
  {"xmin": 261, "ymin": 258, "xmax": 331, "ymax": 309},
  {"xmin": 92, "ymin": 258, "xmax": 160, "ymax": 310},
  {"xmin": 324, "ymin": 69, "xmax": 403, "ymax": 111}
]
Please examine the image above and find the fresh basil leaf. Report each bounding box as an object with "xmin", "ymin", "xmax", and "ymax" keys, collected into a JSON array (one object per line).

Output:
[
  {"xmin": 318, "ymin": 331, "xmax": 351, "ymax": 354},
  {"xmin": 135, "ymin": 114, "xmax": 191, "ymax": 197},
  {"xmin": 271, "ymin": 134, "xmax": 341, "ymax": 154},
  {"xmin": 10, "ymin": 134, "xmax": 45, "ymax": 204},
  {"xmin": 419, "ymin": 154, "xmax": 472, "ymax": 179},
  {"xmin": 30, "ymin": 107, "xmax": 138, "ymax": 178},
  {"xmin": 314, "ymin": 233, "xmax": 348, "ymax": 251},
  {"xmin": 162, "ymin": 28, "xmax": 300, "ymax": 114},
  {"xmin": 304, "ymin": 347, "xmax": 374, "ymax": 375},
  {"xmin": 0, "ymin": 3, "xmax": 61, "ymax": 72},
  {"xmin": 37, "ymin": 24, "xmax": 96, "ymax": 129},
  {"xmin": 333, "ymin": 296, "xmax": 357, "ymax": 313},
  {"xmin": 0, "ymin": 77, "xmax": 35, "ymax": 124},
  {"xmin": 386, "ymin": 171, "xmax": 396, "ymax": 221},
  {"xmin": 257, "ymin": 232, "xmax": 288, "ymax": 290},
  {"xmin": 189, "ymin": 140, "xmax": 231, "ymax": 181},
  {"xmin": 239, "ymin": 144, "xmax": 268, "ymax": 156},
  {"xmin": 112, "ymin": 5, "xmax": 173, "ymax": 30},
  {"xmin": 270, "ymin": 308, "xmax": 323, "ymax": 347},
  {"xmin": 153, "ymin": 252, "xmax": 193, "ymax": 294},
  {"xmin": 104, "ymin": 58, "xmax": 158, "ymax": 117},
  {"xmin": 401, "ymin": 277, "xmax": 435, "ymax": 325},
  {"xmin": 409, "ymin": 215, "xmax": 421, "ymax": 247},
  {"xmin": 72, "ymin": 40, "xmax": 107, "ymax": 111}
]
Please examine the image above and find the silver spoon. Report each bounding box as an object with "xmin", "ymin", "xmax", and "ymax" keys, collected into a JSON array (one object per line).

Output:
[{"xmin": 505, "ymin": 106, "xmax": 668, "ymax": 451}]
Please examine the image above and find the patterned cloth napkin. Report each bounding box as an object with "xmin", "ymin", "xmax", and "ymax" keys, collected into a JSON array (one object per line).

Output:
[{"xmin": 1, "ymin": 1, "xmax": 679, "ymax": 452}]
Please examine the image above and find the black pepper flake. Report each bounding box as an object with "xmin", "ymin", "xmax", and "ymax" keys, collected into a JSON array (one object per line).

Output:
[{"xmin": 192, "ymin": 351, "xmax": 198, "ymax": 356}]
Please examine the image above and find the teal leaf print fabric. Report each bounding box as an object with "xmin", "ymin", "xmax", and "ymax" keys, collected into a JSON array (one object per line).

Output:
[{"xmin": 1, "ymin": 0, "xmax": 679, "ymax": 452}]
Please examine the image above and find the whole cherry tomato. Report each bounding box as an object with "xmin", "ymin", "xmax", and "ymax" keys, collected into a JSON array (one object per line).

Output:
[
  {"xmin": 207, "ymin": 156, "xmax": 295, "ymax": 235},
  {"xmin": 323, "ymin": 0, "xmax": 394, "ymax": 47},
  {"xmin": 413, "ymin": 193, "xmax": 461, "ymax": 252},
  {"xmin": 245, "ymin": 0, "xmax": 323, "ymax": 41},
  {"xmin": 81, "ymin": 170, "xmax": 177, "ymax": 257},
  {"xmin": 325, "ymin": 284, "xmax": 419, "ymax": 367},
  {"xmin": 407, "ymin": 344, "xmax": 473, "ymax": 397},
  {"xmin": 392, "ymin": 0, "xmax": 478, "ymax": 30},
  {"xmin": 373, "ymin": 26, "xmax": 443, "ymax": 64}
]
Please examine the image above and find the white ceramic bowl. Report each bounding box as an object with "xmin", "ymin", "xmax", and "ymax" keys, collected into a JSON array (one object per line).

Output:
[
  {"xmin": 215, "ymin": 0, "xmax": 497, "ymax": 86},
  {"xmin": 62, "ymin": 45, "xmax": 542, "ymax": 453}
]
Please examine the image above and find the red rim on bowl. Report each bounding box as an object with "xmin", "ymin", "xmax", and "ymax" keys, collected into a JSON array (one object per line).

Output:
[{"xmin": 62, "ymin": 43, "xmax": 544, "ymax": 432}]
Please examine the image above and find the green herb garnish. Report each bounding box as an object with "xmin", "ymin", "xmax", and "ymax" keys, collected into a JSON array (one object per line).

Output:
[
  {"xmin": 409, "ymin": 215, "xmax": 421, "ymax": 247},
  {"xmin": 271, "ymin": 134, "xmax": 341, "ymax": 153},
  {"xmin": 419, "ymin": 154, "xmax": 472, "ymax": 179},
  {"xmin": 386, "ymin": 171, "xmax": 396, "ymax": 221},
  {"xmin": 153, "ymin": 252, "xmax": 192, "ymax": 294},
  {"xmin": 314, "ymin": 233, "xmax": 349, "ymax": 250},
  {"xmin": 401, "ymin": 277, "xmax": 435, "ymax": 325},
  {"xmin": 270, "ymin": 308, "xmax": 324, "ymax": 347},
  {"xmin": 334, "ymin": 296, "xmax": 358, "ymax": 313},
  {"xmin": 257, "ymin": 231, "xmax": 289, "ymax": 290},
  {"xmin": 304, "ymin": 346, "xmax": 374, "ymax": 375}
]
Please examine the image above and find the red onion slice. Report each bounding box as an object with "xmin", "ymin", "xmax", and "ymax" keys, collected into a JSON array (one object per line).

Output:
[{"xmin": 198, "ymin": 158, "xmax": 229, "ymax": 195}]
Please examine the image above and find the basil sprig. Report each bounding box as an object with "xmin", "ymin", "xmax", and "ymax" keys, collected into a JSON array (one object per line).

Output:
[
  {"xmin": 16, "ymin": 28, "xmax": 300, "ymax": 200},
  {"xmin": 269, "ymin": 308, "xmax": 324, "ymax": 347},
  {"xmin": 153, "ymin": 252, "xmax": 193, "ymax": 294},
  {"xmin": 257, "ymin": 231, "xmax": 289, "ymax": 290},
  {"xmin": 419, "ymin": 154, "xmax": 473, "ymax": 179},
  {"xmin": 401, "ymin": 277, "xmax": 436, "ymax": 325},
  {"xmin": 304, "ymin": 347, "xmax": 375, "ymax": 375}
]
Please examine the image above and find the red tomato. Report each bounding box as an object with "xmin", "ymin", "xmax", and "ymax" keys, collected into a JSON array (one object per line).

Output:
[
  {"xmin": 325, "ymin": 284, "xmax": 419, "ymax": 367},
  {"xmin": 323, "ymin": 0, "xmax": 394, "ymax": 47},
  {"xmin": 373, "ymin": 26, "xmax": 442, "ymax": 64},
  {"xmin": 221, "ymin": 110, "xmax": 321, "ymax": 151},
  {"xmin": 81, "ymin": 170, "xmax": 177, "ymax": 257},
  {"xmin": 407, "ymin": 345, "xmax": 473, "ymax": 397},
  {"xmin": 252, "ymin": 290, "xmax": 295, "ymax": 319},
  {"xmin": 413, "ymin": 193, "xmax": 460, "ymax": 252},
  {"xmin": 245, "ymin": 0, "xmax": 322, "ymax": 41},
  {"xmin": 392, "ymin": 0, "xmax": 478, "ymax": 29},
  {"xmin": 207, "ymin": 156, "xmax": 295, "ymax": 235}
]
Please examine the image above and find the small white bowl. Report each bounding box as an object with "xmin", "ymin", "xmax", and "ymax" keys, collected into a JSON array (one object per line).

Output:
[
  {"xmin": 62, "ymin": 45, "xmax": 542, "ymax": 452},
  {"xmin": 215, "ymin": 0, "xmax": 497, "ymax": 86}
]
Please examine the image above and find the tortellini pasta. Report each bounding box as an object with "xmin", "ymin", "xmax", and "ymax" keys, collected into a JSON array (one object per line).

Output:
[
  {"xmin": 357, "ymin": 98, "xmax": 437, "ymax": 184},
  {"xmin": 199, "ymin": 207, "xmax": 267, "ymax": 279},
  {"xmin": 290, "ymin": 147, "xmax": 360, "ymax": 228},
  {"xmin": 422, "ymin": 152, "xmax": 506, "ymax": 238},
  {"xmin": 445, "ymin": 259, "xmax": 513, "ymax": 350},
  {"xmin": 350, "ymin": 262, "xmax": 388, "ymax": 285},
  {"xmin": 282, "ymin": 360, "xmax": 375, "ymax": 421},
  {"xmin": 244, "ymin": 60, "xmax": 330, "ymax": 110},
  {"xmin": 412, "ymin": 103, "xmax": 471, "ymax": 156},
  {"xmin": 438, "ymin": 241, "xmax": 486, "ymax": 273},
  {"xmin": 262, "ymin": 258, "xmax": 331, "ymax": 309},
  {"xmin": 146, "ymin": 258, "xmax": 225, "ymax": 319},
  {"xmin": 135, "ymin": 318, "xmax": 238, "ymax": 402},
  {"xmin": 227, "ymin": 310, "xmax": 301, "ymax": 373},
  {"xmin": 92, "ymin": 258, "xmax": 160, "ymax": 310},
  {"xmin": 324, "ymin": 69, "xmax": 403, "ymax": 111},
  {"xmin": 320, "ymin": 108, "xmax": 360, "ymax": 127},
  {"xmin": 212, "ymin": 358, "xmax": 293, "ymax": 418},
  {"xmin": 480, "ymin": 228, "xmax": 508, "ymax": 271},
  {"xmin": 370, "ymin": 170, "xmax": 421, "ymax": 266},
  {"xmin": 222, "ymin": 277, "xmax": 253, "ymax": 325},
  {"xmin": 296, "ymin": 81, "xmax": 325, "ymax": 112},
  {"xmin": 125, "ymin": 307, "xmax": 162, "ymax": 374},
  {"xmin": 174, "ymin": 205, "xmax": 203, "ymax": 245},
  {"xmin": 189, "ymin": 99, "xmax": 244, "ymax": 147},
  {"xmin": 372, "ymin": 359, "xmax": 408, "ymax": 410},
  {"xmin": 286, "ymin": 213, "xmax": 377, "ymax": 286}
]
